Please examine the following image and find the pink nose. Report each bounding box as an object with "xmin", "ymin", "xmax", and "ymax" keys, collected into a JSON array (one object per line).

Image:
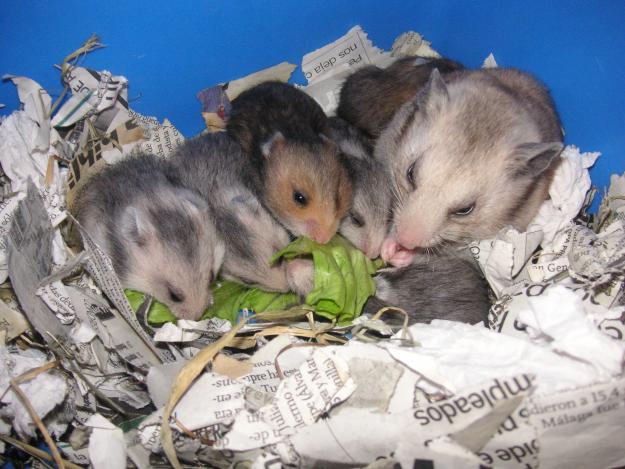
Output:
[
  {"xmin": 381, "ymin": 236, "xmax": 415, "ymax": 267},
  {"xmin": 362, "ymin": 238, "xmax": 381, "ymax": 259},
  {"xmin": 307, "ymin": 220, "xmax": 333, "ymax": 244}
]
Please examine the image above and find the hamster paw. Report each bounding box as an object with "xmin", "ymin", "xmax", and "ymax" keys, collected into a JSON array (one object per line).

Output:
[{"xmin": 286, "ymin": 258, "xmax": 315, "ymax": 297}]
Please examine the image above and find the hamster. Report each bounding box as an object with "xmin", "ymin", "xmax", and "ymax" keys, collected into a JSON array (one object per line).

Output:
[
  {"xmin": 168, "ymin": 132, "xmax": 313, "ymax": 295},
  {"xmin": 337, "ymin": 56, "xmax": 464, "ymax": 138},
  {"xmin": 376, "ymin": 68, "xmax": 564, "ymax": 267},
  {"xmin": 363, "ymin": 252, "xmax": 490, "ymax": 325},
  {"xmin": 326, "ymin": 117, "xmax": 392, "ymax": 259},
  {"xmin": 227, "ymin": 81, "xmax": 352, "ymax": 244},
  {"xmin": 74, "ymin": 154, "xmax": 225, "ymax": 320}
]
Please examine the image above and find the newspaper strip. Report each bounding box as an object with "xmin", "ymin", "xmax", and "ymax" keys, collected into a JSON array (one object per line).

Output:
[
  {"xmin": 0, "ymin": 297, "xmax": 30, "ymax": 342},
  {"xmin": 52, "ymin": 66, "xmax": 128, "ymax": 130},
  {"xmin": 301, "ymin": 26, "xmax": 441, "ymax": 114},
  {"xmin": 65, "ymin": 118, "xmax": 145, "ymax": 210},
  {"xmin": 302, "ymin": 26, "xmax": 391, "ymax": 85},
  {"xmin": 7, "ymin": 182, "xmax": 73, "ymax": 347}
]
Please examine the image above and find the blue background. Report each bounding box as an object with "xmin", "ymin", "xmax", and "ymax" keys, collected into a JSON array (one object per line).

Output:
[{"xmin": 1, "ymin": 1, "xmax": 623, "ymax": 209}]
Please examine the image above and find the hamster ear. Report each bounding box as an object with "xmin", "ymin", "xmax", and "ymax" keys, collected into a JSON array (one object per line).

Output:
[
  {"xmin": 261, "ymin": 131, "xmax": 286, "ymax": 159},
  {"xmin": 176, "ymin": 188, "xmax": 209, "ymax": 216},
  {"xmin": 319, "ymin": 132, "xmax": 338, "ymax": 151},
  {"xmin": 419, "ymin": 68, "xmax": 450, "ymax": 111},
  {"xmin": 515, "ymin": 141, "xmax": 564, "ymax": 176},
  {"xmin": 120, "ymin": 206, "xmax": 154, "ymax": 246}
]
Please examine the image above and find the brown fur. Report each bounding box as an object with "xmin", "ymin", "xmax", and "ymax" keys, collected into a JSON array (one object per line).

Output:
[
  {"xmin": 337, "ymin": 56, "xmax": 464, "ymax": 138},
  {"xmin": 227, "ymin": 81, "xmax": 352, "ymax": 243}
]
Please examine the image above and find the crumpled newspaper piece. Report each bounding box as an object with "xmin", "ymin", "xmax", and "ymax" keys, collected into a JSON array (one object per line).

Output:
[
  {"xmin": 301, "ymin": 25, "xmax": 441, "ymax": 114},
  {"xmin": 0, "ymin": 347, "xmax": 67, "ymax": 438},
  {"xmin": 528, "ymin": 145, "xmax": 600, "ymax": 249},
  {"xmin": 473, "ymin": 145, "xmax": 600, "ymax": 296},
  {"xmin": 0, "ymin": 76, "xmax": 69, "ymax": 280},
  {"xmin": 86, "ymin": 413, "xmax": 127, "ymax": 469}
]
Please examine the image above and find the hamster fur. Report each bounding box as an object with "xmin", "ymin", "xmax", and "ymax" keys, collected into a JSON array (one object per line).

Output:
[
  {"xmin": 74, "ymin": 154, "xmax": 225, "ymax": 320},
  {"xmin": 168, "ymin": 133, "xmax": 314, "ymax": 295},
  {"xmin": 227, "ymin": 81, "xmax": 352, "ymax": 244},
  {"xmin": 326, "ymin": 117, "xmax": 392, "ymax": 259},
  {"xmin": 376, "ymin": 68, "xmax": 564, "ymax": 266},
  {"xmin": 363, "ymin": 252, "xmax": 490, "ymax": 325},
  {"xmin": 337, "ymin": 56, "xmax": 464, "ymax": 138}
]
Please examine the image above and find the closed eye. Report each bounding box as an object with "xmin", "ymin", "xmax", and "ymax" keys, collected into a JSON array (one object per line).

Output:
[
  {"xmin": 406, "ymin": 161, "xmax": 416, "ymax": 188},
  {"xmin": 349, "ymin": 211, "xmax": 364, "ymax": 227},
  {"xmin": 167, "ymin": 285, "xmax": 185, "ymax": 303},
  {"xmin": 450, "ymin": 204, "xmax": 475, "ymax": 217}
]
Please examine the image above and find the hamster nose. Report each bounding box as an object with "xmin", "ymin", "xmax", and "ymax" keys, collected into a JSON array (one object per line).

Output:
[
  {"xmin": 175, "ymin": 305, "xmax": 204, "ymax": 321},
  {"xmin": 306, "ymin": 220, "xmax": 333, "ymax": 244},
  {"xmin": 366, "ymin": 245, "xmax": 381, "ymax": 259}
]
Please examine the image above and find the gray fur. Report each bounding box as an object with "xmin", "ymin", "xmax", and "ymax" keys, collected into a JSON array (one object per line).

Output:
[
  {"xmin": 74, "ymin": 154, "xmax": 225, "ymax": 320},
  {"xmin": 375, "ymin": 67, "xmax": 564, "ymax": 260},
  {"xmin": 168, "ymin": 133, "xmax": 294, "ymax": 292},
  {"xmin": 363, "ymin": 253, "xmax": 490, "ymax": 325},
  {"xmin": 327, "ymin": 117, "xmax": 392, "ymax": 258}
]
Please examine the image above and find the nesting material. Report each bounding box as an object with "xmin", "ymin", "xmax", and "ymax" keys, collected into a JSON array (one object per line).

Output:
[{"xmin": 0, "ymin": 27, "xmax": 624, "ymax": 469}]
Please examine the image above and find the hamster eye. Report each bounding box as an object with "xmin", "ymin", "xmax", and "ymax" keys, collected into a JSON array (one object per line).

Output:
[
  {"xmin": 167, "ymin": 286, "xmax": 185, "ymax": 303},
  {"xmin": 349, "ymin": 211, "xmax": 364, "ymax": 227},
  {"xmin": 406, "ymin": 161, "xmax": 416, "ymax": 187},
  {"xmin": 293, "ymin": 190, "xmax": 308, "ymax": 207},
  {"xmin": 452, "ymin": 204, "xmax": 475, "ymax": 216}
]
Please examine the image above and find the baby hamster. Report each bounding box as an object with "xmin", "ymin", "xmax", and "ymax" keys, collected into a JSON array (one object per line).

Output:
[
  {"xmin": 168, "ymin": 132, "xmax": 313, "ymax": 295},
  {"xmin": 326, "ymin": 117, "xmax": 392, "ymax": 259},
  {"xmin": 74, "ymin": 154, "xmax": 225, "ymax": 320},
  {"xmin": 227, "ymin": 81, "xmax": 352, "ymax": 244},
  {"xmin": 337, "ymin": 56, "xmax": 464, "ymax": 138},
  {"xmin": 363, "ymin": 252, "xmax": 490, "ymax": 325},
  {"xmin": 376, "ymin": 68, "xmax": 564, "ymax": 266}
]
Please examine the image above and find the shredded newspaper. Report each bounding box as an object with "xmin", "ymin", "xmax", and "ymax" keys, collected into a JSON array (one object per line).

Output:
[{"xmin": 0, "ymin": 28, "xmax": 624, "ymax": 469}]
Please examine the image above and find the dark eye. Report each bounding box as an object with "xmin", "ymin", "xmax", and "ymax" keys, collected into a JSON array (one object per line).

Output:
[
  {"xmin": 168, "ymin": 286, "xmax": 185, "ymax": 303},
  {"xmin": 406, "ymin": 161, "xmax": 416, "ymax": 187},
  {"xmin": 293, "ymin": 191, "xmax": 308, "ymax": 207},
  {"xmin": 349, "ymin": 212, "xmax": 364, "ymax": 227},
  {"xmin": 453, "ymin": 204, "xmax": 475, "ymax": 216}
]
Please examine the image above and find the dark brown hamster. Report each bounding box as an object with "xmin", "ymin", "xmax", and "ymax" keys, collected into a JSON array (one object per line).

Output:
[
  {"xmin": 227, "ymin": 81, "xmax": 352, "ymax": 244},
  {"xmin": 337, "ymin": 56, "xmax": 464, "ymax": 138}
]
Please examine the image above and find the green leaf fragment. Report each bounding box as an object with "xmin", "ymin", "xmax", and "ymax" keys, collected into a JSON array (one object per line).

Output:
[{"xmin": 127, "ymin": 235, "xmax": 381, "ymax": 327}]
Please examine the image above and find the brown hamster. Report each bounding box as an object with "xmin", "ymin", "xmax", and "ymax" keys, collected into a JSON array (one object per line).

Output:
[
  {"xmin": 376, "ymin": 68, "xmax": 563, "ymax": 266},
  {"xmin": 168, "ymin": 132, "xmax": 312, "ymax": 294},
  {"xmin": 74, "ymin": 154, "xmax": 225, "ymax": 320},
  {"xmin": 227, "ymin": 81, "xmax": 352, "ymax": 244}
]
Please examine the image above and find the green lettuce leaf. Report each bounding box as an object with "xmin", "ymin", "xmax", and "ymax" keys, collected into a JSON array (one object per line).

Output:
[
  {"xmin": 271, "ymin": 235, "xmax": 383, "ymax": 325},
  {"xmin": 127, "ymin": 235, "xmax": 382, "ymax": 326}
]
